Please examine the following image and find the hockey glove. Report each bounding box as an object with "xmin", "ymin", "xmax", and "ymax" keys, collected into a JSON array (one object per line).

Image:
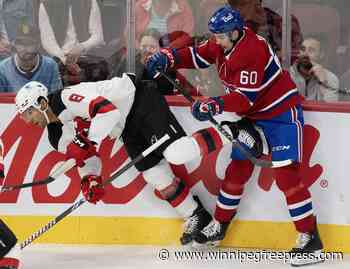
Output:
[
  {"xmin": 221, "ymin": 119, "xmax": 263, "ymax": 158},
  {"xmin": 74, "ymin": 117, "xmax": 91, "ymax": 136},
  {"xmin": 66, "ymin": 132, "xmax": 97, "ymax": 167},
  {"xmin": 191, "ymin": 97, "xmax": 224, "ymax": 121},
  {"xmin": 146, "ymin": 48, "xmax": 177, "ymax": 78},
  {"xmin": 81, "ymin": 175, "xmax": 105, "ymax": 204}
]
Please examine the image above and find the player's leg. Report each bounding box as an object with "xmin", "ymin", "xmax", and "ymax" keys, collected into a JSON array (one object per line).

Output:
[
  {"xmin": 274, "ymin": 164, "xmax": 323, "ymax": 266},
  {"xmin": 161, "ymin": 117, "xmax": 263, "ymax": 246},
  {"xmin": 142, "ymin": 159, "xmax": 212, "ymax": 245},
  {"xmin": 164, "ymin": 118, "xmax": 264, "ymax": 165},
  {"xmin": 193, "ymin": 152, "xmax": 255, "ymax": 246},
  {"xmin": 0, "ymin": 219, "xmax": 20, "ymax": 269},
  {"xmin": 188, "ymin": 118, "xmax": 263, "ymax": 246},
  {"xmin": 163, "ymin": 126, "xmax": 226, "ymax": 164},
  {"xmin": 260, "ymin": 106, "xmax": 323, "ymax": 266},
  {"xmin": 122, "ymin": 86, "xmax": 212, "ymax": 246}
]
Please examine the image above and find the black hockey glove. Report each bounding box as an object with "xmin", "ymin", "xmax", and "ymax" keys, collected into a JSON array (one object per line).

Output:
[{"xmin": 221, "ymin": 118, "xmax": 263, "ymax": 158}]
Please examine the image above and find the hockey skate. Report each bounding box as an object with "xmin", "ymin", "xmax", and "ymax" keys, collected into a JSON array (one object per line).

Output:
[
  {"xmin": 193, "ymin": 219, "xmax": 229, "ymax": 247},
  {"xmin": 289, "ymin": 226, "xmax": 324, "ymax": 267},
  {"xmin": 180, "ymin": 196, "xmax": 212, "ymax": 246}
]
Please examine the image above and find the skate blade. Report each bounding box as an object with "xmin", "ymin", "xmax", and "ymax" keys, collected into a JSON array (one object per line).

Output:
[
  {"xmin": 181, "ymin": 239, "xmax": 196, "ymax": 248},
  {"xmin": 191, "ymin": 240, "xmax": 220, "ymax": 249},
  {"xmin": 290, "ymin": 250, "xmax": 325, "ymax": 267}
]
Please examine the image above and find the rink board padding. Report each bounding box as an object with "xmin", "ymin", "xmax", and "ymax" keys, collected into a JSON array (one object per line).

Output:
[
  {"xmin": 3, "ymin": 215, "xmax": 350, "ymax": 253},
  {"xmin": 0, "ymin": 96, "xmax": 350, "ymax": 252}
]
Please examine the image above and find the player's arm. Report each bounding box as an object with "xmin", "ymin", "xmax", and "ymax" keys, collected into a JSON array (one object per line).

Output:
[
  {"xmin": 145, "ymin": 39, "xmax": 219, "ymax": 78},
  {"xmin": 192, "ymin": 53, "xmax": 267, "ymax": 120},
  {"xmin": 60, "ymin": 88, "xmax": 120, "ymax": 167},
  {"xmin": 175, "ymin": 39, "xmax": 219, "ymax": 69},
  {"xmin": 62, "ymin": 86, "xmax": 121, "ymax": 145},
  {"xmin": 86, "ymin": 96, "xmax": 121, "ymax": 144},
  {"xmin": 86, "ymin": 74, "xmax": 136, "ymax": 144}
]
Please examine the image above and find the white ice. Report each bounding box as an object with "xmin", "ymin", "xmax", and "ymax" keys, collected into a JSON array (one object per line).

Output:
[{"xmin": 21, "ymin": 245, "xmax": 348, "ymax": 269}]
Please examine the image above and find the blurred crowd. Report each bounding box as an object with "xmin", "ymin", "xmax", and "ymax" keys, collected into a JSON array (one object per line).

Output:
[{"xmin": 0, "ymin": 0, "xmax": 350, "ymax": 102}]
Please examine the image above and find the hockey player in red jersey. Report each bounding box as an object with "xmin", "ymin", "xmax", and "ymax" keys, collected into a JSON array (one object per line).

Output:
[
  {"xmin": 146, "ymin": 5, "xmax": 323, "ymax": 266},
  {"xmin": 14, "ymin": 75, "xmax": 212, "ymax": 246},
  {"xmin": 0, "ymin": 140, "xmax": 21, "ymax": 269}
]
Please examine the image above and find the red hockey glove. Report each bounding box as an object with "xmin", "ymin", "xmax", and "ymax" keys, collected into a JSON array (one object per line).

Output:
[
  {"xmin": 66, "ymin": 132, "xmax": 97, "ymax": 167},
  {"xmin": 81, "ymin": 175, "xmax": 105, "ymax": 204},
  {"xmin": 74, "ymin": 117, "xmax": 91, "ymax": 136}
]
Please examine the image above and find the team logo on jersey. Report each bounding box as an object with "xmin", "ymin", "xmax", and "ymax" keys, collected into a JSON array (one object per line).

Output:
[{"xmin": 222, "ymin": 13, "xmax": 234, "ymax": 23}]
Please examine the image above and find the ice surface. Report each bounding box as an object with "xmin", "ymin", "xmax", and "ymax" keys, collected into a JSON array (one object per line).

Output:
[{"xmin": 21, "ymin": 245, "xmax": 347, "ymax": 269}]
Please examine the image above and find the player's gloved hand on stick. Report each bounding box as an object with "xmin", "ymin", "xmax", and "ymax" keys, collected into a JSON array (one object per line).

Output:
[
  {"xmin": 66, "ymin": 132, "xmax": 97, "ymax": 167},
  {"xmin": 81, "ymin": 175, "xmax": 105, "ymax": 204},
  {"xmin": 191, "ymin": 97, "xmax": 224, "ymax": 121},
  {"xmin": 146, "ymin": 48, "xmax": 177, "ymax": 78}
]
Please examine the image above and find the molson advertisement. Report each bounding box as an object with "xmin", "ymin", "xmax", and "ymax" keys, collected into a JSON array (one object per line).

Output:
[{"xmin": 0, "ymin": 98, "xmax": 349, "ymax": 252}]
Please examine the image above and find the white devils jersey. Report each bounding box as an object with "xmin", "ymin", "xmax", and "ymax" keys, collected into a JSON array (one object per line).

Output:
[{"xmin": 51, "ymin": 73, "xmax": 136, "ymax": 153}]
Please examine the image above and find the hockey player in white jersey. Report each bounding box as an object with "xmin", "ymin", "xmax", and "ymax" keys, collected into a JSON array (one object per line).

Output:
[{"xmin": 15, "ymin": 74, "xmax": 212, "ymax": 246}]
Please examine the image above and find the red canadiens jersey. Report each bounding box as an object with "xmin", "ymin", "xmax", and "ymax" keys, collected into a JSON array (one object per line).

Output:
[{"xmin": 175, "ymin": 27, "xmax": 302, "ymax": 120}]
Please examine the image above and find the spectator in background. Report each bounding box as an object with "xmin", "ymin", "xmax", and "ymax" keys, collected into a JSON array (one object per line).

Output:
[
  {"xmin": 38, "ymin": 0, "xmax": 105, "ymax": 85},
  {"xmin": 0, "ymin": 32, "xmax": 11, "ymax": 62},
  {"xmin": 228, "ymin": 0, "xmax": 303, "ymax": 64},
  {"xmin": 98, "ymin": 0, "xmax": 126, "ymax": 59},
  {"xmin": 135, "ymin": 0, "xmax": 194, "ymax": 44},
  {"xmin": 38, "ymin": 0, "xmax": 104, "ymax": 65},
  {"xmin": 0, "ymin": 0, "xmax": 34, "ymax": 61},
  {"xmin": 111, "ymin": 28, "xmax": 200, "ymax": 96},
  {"xmin": 290, "ymin": 34, "xmax": 339, "ymax": 102},
  {"xmin": 0, "ymin": 25, "xmax": 62, "ymax": 93}
]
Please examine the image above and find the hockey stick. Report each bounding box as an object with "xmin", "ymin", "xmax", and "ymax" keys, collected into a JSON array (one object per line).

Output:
[
  {"xmin": 158, "ymin": 71, "xmax": 275, "ymax": 168},
  {"xmin": 20, "ymin": 134, "xmax": 170, "ymax": 249},
  {"xmin": 0, "ymin": 159, "xmax": 76, "ymax": 193}
]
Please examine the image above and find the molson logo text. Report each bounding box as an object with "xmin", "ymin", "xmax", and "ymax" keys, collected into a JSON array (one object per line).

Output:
[{"xmin": 0, "ymin": 116, "xmax": 323, "ymax": 204}]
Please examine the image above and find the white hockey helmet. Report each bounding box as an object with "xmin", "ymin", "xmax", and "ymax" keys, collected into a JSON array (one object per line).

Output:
[{"xmin": 15, "ymin": 81, "xmax": 48, "ymax": 114}]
